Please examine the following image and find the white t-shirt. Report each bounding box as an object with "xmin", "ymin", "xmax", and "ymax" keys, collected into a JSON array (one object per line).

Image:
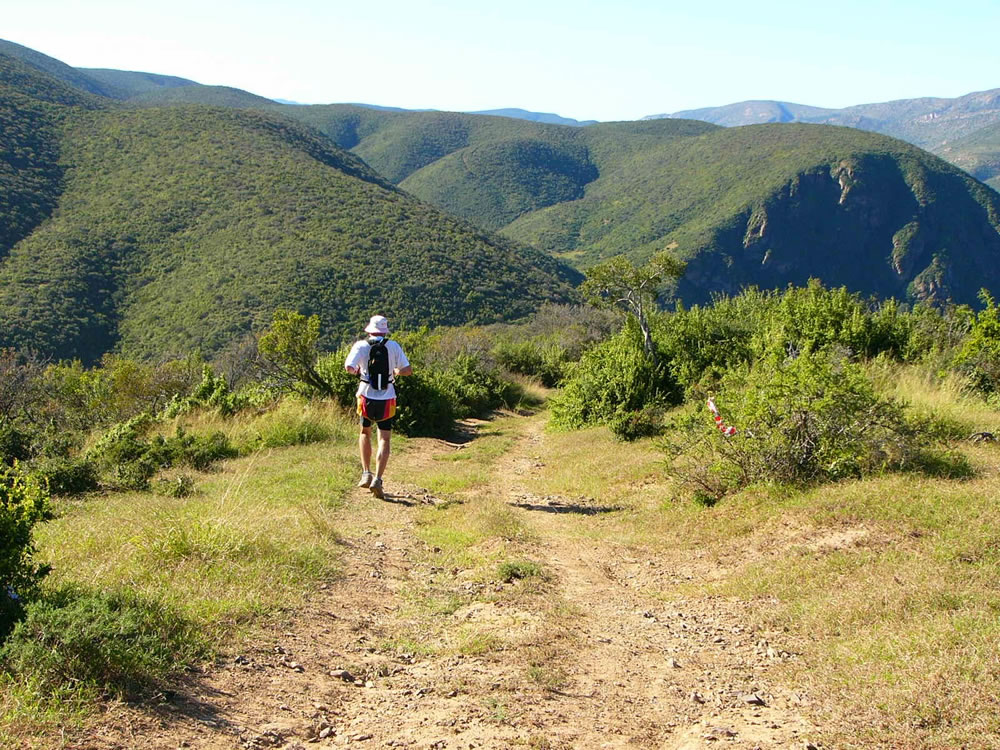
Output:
[{"xmin": 344, "ymin": 338, "xmax": 410, "ymax": 400}]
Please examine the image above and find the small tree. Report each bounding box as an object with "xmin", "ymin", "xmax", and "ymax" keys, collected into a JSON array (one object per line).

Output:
[
  {"xmin": 257, "ymin": 309, "xmax": 333, "ymax": 397},
  {"xmin": 579, "ymin": 251, "xmax": 686, "ymax": 367}
]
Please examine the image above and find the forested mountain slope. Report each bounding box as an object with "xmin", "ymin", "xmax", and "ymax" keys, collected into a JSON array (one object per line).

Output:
[
  {"xmin": 0, "ymin": 63, "xmax": 578, "ymax": 363},
  {"xmin": 505, "ymin": 124, "xmax": 1000, "ymax": 304},
  {"xmin": 283, "ymin": 101, "xmax": 1000, "ymax": 306}
]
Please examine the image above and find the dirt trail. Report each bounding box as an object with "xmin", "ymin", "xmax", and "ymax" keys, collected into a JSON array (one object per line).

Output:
[{"xmin": 83, "ymin": 413, "xmax": 820, "ymax": 750}]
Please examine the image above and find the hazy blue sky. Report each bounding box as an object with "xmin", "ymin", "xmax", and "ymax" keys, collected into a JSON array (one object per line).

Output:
[{"xmin": 5, "ymin": 0, "xmax": 999, "ymax": 121}]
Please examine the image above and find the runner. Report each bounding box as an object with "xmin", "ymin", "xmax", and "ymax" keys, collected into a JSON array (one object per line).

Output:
[{"xmin": 344, "ymin": 315, "xmax": 412, "ymax": 499}]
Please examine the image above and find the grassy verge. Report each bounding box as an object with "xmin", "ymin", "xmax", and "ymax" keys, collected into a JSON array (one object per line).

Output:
[{"xmin": 1, "ymin": 400, "xmax": 359, "ymax": 743}]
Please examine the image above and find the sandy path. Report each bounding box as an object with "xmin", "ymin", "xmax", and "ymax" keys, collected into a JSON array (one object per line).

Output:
[{"xmin": 77, "ymin": 413, "xmax": 820, "ymax": 750}]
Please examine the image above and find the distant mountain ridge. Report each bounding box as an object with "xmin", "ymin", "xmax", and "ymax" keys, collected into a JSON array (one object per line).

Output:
[
  {"xmin": 645, "ymin": 89, "xmax": 1000, "ymax": 150},
  {"xmin": 466, "ymin": 109, "xmax": 597, "ymax": 127}
]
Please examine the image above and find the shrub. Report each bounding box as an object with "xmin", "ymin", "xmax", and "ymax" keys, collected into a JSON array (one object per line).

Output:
[
  {"xmin": 31, "ymin": 456, "xmax": 99, "ymax": 495},
  {"xmin": 438, "ymin": 354, "xmax": 524, "ymax": 417},
  {"xmin": 152, "ymin": 474, "xmax": 196, "ymax": 498},
  {"xmin": 658, "ymin": 292, "xmax": 765, "ymax": 395},
  {"xmin": 88, "ymin": 417, "xmax": 238, "ymax": 490},
  {"xmin": 0, "ymin": 465, "xmax": 50, "ymax": 640},
  {"xmin": 953, "ymin": 291, "xmax": 1000, "ymax": 395},
  {"xmin": 0, "ymin": 422, "xmax": 33, "ymax": 466},
  {"xmin": 664, "ymin": 351, "xmax": 964, "ymax": 501},
  {"xmin": 42, "ymin": 356, "xmax": 201, "ymax": 431},
  {"xmin": 315, "ymin": 347, "xmax": 362, "ymax": 409},
  {"xmin": 86, "ymin": 414, "xmax": 158, "ymax": 490},
  {"xmin": 166, "ymin": 366, "xmax": 237, "ymax": 417},
  {"xmin": 551, "ymin": 318, "xmax": 681, "ymax": 439},
  {"xmin": 393, "ymin": 371, "xmax": 457, "ymax": 437},
  {"xmin": 491, "ymin": 338, "xmax": 570, "ymax": 387},
  {"xmin": 150, "ymin": 428, "xmax": 239, "ymax": 470},
  {"xmin": 258, "ymin": 309, "xmax": 333, "ymax": 397},
  {"xmin": 755, "ymin": 281, "xmax": 912, "ymax": 361},
  {"xmin": 0, "ymin": 585, "xmax": 205, "ymax": 697}
]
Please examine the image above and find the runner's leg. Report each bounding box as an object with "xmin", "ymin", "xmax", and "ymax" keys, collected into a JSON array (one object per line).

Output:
[
  {"xmin": 375, "ymin": 427, "xmax": 392, "ymax": 479},
  {"xmin": 359, "ymin": 424, "xmax": 373, "ymax": 473}
]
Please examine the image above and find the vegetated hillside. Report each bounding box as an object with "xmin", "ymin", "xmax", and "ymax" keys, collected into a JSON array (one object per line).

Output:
[
  {"xmin": 938, "ymin": 122, "xmax": 1000, "ymax": 192},
  {"xmin": 0, "ymin": 52, "xmax": 109, "ymax": 255},
  {"xmin": 277, "ymin": 106, "xmax": 719, "ymax": 227},
  {"xmin": 396, "ymin": 119, "xmax": 723, "ymax": 230},
  {"xmin": 81, "ymin": 68, "xmax": 200, "ymax": 98},
  {"xmin": 129, "ymin": 85, "xmax": 277, "ymax": 108},
  {"xmin": 277, "ymin": 103, "xmax": 1000, "ymax": 306},
  {"xmin": 651, "ymin": 89, "xmax": 1000, "ymax": 152},
  {"xmin": 651, "ymin": 100, "xmax": 838, "ymax": 127},
  {"xmin": 0, "ymin": 38, "xmax": 120, "ymax": 99},
  {"xmin": 0, "ymin": 51, "xmax": 107, "ymax": 110},
  {"xmin": 504, "ymin": 124, "xmax": 1000, "ymax": 305},
  {"xmin": 281, "ymin": 108, "xmax": 576, "ymax": 183},
  {"xmin": 0, "ymin": 100, "xmax": 578, "ymax": 364}
]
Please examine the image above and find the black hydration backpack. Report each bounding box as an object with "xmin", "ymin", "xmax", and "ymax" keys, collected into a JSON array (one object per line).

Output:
[{"xmin": 363, "ymin": 338, "xmax": 392, "ymax": 390}]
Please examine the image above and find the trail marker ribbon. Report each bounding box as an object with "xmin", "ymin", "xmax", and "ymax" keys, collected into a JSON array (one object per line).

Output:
[{"xmin": 706, "ymin": 397, "xmax": 737, "ymax": 437}]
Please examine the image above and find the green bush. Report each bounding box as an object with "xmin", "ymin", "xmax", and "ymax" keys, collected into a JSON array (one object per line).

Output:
[
  {"xmin": 658, "ymin": 292, "xmax": 765, "ymax": 395},
  {"xmin": 163, "ymin": 365, "xmax": 266, "ymax": 418},
  {"xmin": 88, "ymin": 417, "xmax": 238, "ymax": 490},
  {"xmin": 42, "ymin": 356, "xmax": 201, "ymax": 431},
  {"xmin": 0, "ymin": 423, "xmax": 33, "ymax": 466},
  {"xmin": 755, "ymin": 281, "xmax": 911, "ymax": 361},
  {"xmin": 0, "ymin": 584, "xmax": 205, "ymax": 697},
  {"xmin": 152, "ymin": 474, "xmax": 196, "ymax": 498},
  {"xmin": 31, "ymin": 456, "xmax": 99, "ymax": 495},
  {"xmin": 1, "ymin": 465, "xmax": 50, "ymax": 640},
  {"xmin": 393, "ymin": 371, "xmax": 457, "ymax": 437},
  {"xmin": 86, "ymin": 415, "xmax": 158, "ymax": 490},
  {"xmin": 315, "ymin": 347, "xmax": 362, "ymax": 409},
  {"xmin": 664, "ymin": 351, "xmax": 966, "ymax": 501},
  {"xmin": 658, "ymin": 283, "xmax": 916, "ymax": 398},
  {"xmin": 953, "ymin": 291, "xmax": 1000, "ymax": 395},
  {"xmin": 491, "ymin": 337, "xmax": 569, "ymax": 386},
  {"xmin": 150, "ymin": 428, "xmax": 239, "ymax": 470},
  {"xmin": 438, "ymin": 354, "xmax": 524, "ymax": 418},
  {"xmin": 551, "ymin": 318, "xmax": 681, "ymax": 439}
]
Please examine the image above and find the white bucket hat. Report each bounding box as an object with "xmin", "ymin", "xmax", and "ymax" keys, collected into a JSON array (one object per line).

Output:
[{"xmin": 364, "ymin": 315, "xmax": 390, "ymax": 335}]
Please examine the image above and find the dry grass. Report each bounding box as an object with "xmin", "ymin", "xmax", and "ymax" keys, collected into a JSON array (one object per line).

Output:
[{"xmin": 35, "ymin": 405, "xmax": 359, "ymax": 633}]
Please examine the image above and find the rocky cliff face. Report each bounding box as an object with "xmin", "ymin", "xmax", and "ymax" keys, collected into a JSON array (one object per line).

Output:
[{"xmin": 678, "ymin": 155, "xmax": 1000, "ymax": 305}]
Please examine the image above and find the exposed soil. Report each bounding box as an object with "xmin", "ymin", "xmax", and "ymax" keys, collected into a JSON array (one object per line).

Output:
[{"xmin": 67, "ymin": 414, "xmax": 822, "ymax": 750}]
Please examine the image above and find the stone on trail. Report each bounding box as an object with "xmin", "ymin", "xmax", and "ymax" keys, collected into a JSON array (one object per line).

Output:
[{"xmin": 329, "ymin": 668, "xmax": 356, "ymax": 682}]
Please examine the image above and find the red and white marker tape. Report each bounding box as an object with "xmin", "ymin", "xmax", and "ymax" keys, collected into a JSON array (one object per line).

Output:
[{"xmin": 706, "ymin": 397, "xmax": 737, "ymax": 437}]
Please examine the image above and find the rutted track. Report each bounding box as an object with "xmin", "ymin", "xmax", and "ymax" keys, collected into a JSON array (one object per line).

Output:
[{"xmin": 82, "ymin": 412, "xmax": 819, "ymax": 750}]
